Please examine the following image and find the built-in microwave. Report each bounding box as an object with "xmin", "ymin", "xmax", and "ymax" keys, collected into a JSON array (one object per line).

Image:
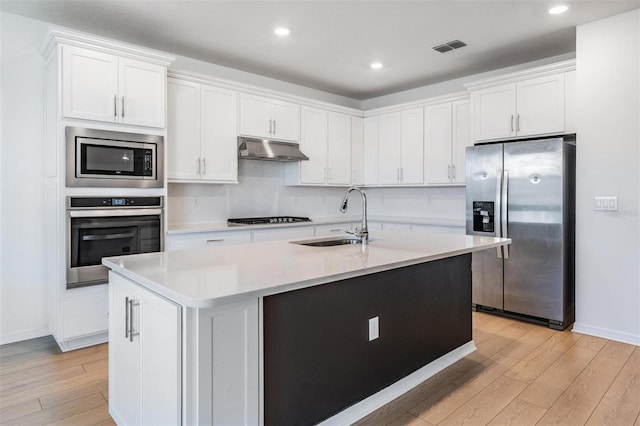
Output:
[{"xmin": 66, "ymin": 126, "xmax": 164, "ymax": 188}]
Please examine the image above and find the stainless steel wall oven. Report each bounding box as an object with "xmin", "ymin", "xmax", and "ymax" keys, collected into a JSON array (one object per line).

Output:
[
  {"xmin": 66, "ymin": 127, "xmax": 164, "ymax": 188},
  {"xmin": 66, "ymin": 196, "xmax": 163, "ymax": 289}
]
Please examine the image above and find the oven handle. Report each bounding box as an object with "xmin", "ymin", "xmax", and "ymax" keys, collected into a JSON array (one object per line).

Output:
[
  {"xmin": 69, "ymin": 208, "xmax": 163, "ymax": 218},
  {"xmin": 82, "ymin": 232, "xmax": 136, "ymax": 241}
]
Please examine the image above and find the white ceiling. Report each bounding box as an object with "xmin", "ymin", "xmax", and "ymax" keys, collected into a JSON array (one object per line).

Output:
[{"xmin": 2, "ymin": 0, "xmax": 639, "ymax": 99}]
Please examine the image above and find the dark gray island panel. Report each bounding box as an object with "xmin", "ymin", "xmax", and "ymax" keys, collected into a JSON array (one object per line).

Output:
[{"xmin": 264, "ymin": 254, "xmax": 472, "ymax": 425}]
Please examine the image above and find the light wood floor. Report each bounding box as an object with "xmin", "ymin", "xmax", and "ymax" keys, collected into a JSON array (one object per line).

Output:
[{"xmin": 0, "ymin": 312, "xmax": 638, "ymax": 425}]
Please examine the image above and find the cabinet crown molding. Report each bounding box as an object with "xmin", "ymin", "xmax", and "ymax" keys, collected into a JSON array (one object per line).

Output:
[
  {"xmin": 464, "ymin": 59, "xmax": 576, "ymax": 91},
  {"xmin": 364, "ymin": 91, "xmax": 469, "ymax": 117},
  {"xmin": 169, "ymin": 68, "xmax": 363, "ymax": 117},
  {"xmin": 41, "ymin": 27, "xmax": 175, "ymax": 66}
]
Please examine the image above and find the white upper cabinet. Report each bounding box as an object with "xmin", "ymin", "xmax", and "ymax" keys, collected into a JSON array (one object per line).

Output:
[
  {"xmin": 471, "ymin": 72, "xmax": 566, "ymax": 141},
  {"xmin": 299, "ymin": 106, "xmax": 328, "ymax": 184},
  {"xmin": 327, "ymin": 112, "xmax": 352, "ymax": 185},
  {"xmin": 377, "ymin": 108, "xmax": 424, "ymax": 185},
  {"xmin": 294, "ymin": 106, "xmax": 351, "ymax": 186},
  {"xmin": 425, "ymin": 99, "xmax": 471, "ymax": 185},
  {"xmin": 62, "ymin": 46, "xmax": 166, "ymax": 128},
  {"xmin": 351, "ymin": 116, "xmax": 364, "ymax": 185},
  {"xmin": 363, "ymin": 116, "xmax": 379, "ymax": 185},
  {"xmin": 167, "ymin": 77, "xmax": 238, "ymax": 183},
  {"xmin": 239, "ymin": 93, "xmax": 300, "ymax": 141}
]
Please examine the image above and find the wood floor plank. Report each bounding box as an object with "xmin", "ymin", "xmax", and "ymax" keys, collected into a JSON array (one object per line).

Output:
[
  {"xmin": 586, "ymin": 340, "xmax": 635, "ymax": 377},
  {"xmin": 408, "ymin": 357, "xmax": 508, "ymax": 424},
  {"xmin": 586, "ymin": 348, "xmax": 640, "ymax": 426},
  {"xmin": 1, "ymin": 350, "xmax": 106, "ymax": 385},
  {"xmin": 536, "ymin": 369, "xmax": 615, "ymax": 426},
  {"xmin": 438, "ymin": 375, "xmax": 529, "ymax": 426},
  {"xmin": 0, "ymin": 345, "xmax": 105, "ymax": 376},
  {"xmin": 518, "ymin": 343, "xmax": 599, "ymax": 408},
  {"xmin": 487, "ymin": 397, "xmax": 547, "ymax": 426},
  {"xmin": 0, "ymin": 365, "xmax": 86, "ymax": 397},
  {"xmin": 504, "ymin": 330, "xmax": 581, "ymax": 383},
  {"xmin": 356, "ymin": 368, "xmax": 462, "ymax": 425},
  {"xmin": 42, "ymin": 403, "xmax": 112, "ymax": 426},
  {"xmin": 1, "ymin": 392, "xmax": 106, "ymax": 426},
  {"xmin": 0, "ymin": 398, "xmax": 42, "ymax": 424},
  {"xmin": 495, "ymin": 326, "xmax": 556, "ymax": 360},
  {"xmin": 39, "ymin": 379, "xmax": 108, "ymax": 410},
  {"xmin": 387, "ymin": 412, "xmax": 435, "ymax": 426},
  {"xmin": 82, "ymin": 357, "xmax": 108, "ymax": 373},
  {"xmin": 0, "ymin": 337, "xmax": 58, "ymax": 358},
  {"xmin": 0, "ymin": 369, "xmax": 107, "ymax": 411},
  {"xmin": 572, "ymin": 333, "xmax": 607, "ymax": 352}
]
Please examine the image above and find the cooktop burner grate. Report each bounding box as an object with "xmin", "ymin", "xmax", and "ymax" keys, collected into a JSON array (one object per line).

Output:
[{"xmin": 227, "ymin": 216, "xmax": 312, "ymax": 226}]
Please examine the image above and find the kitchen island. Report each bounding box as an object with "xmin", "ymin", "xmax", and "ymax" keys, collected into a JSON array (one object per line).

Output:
[{"xmin": 103, "ymin": 230, "xmax": 510, "ymax": 426}]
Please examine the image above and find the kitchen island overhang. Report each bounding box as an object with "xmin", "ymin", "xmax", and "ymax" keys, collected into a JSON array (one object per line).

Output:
[{"xmin": 103, "ymin": 230, "xmax": 510, "ymax": 425}]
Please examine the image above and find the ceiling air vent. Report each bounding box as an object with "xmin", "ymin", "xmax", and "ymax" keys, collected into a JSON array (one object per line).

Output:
[{"xmin": 432, "ymin": 40, "xmax": 467, "ymax": 53}]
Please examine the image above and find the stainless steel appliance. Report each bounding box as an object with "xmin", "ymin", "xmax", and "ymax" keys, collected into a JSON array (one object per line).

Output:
[
  {"xmin": 237, "ymin": 136, "xmax": 309, "ymax": 162},
  {"xmin": 66, "ymin": 127, "xmax": 164, "ymax": 188},
  {"xmin": 465, "ymin": 136, "xmax": 575, "ymax": 330},
  {"xmin": 67, "ymin": 196, "xmax": 163, "ymax": 288},
  {"xmin": 227, "ymin": 216, "xmax": 312, "ymax": 226}
]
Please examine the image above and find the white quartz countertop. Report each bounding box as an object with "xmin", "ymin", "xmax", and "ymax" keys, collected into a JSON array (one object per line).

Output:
[
  {"xmin": 103, "ymin": 230, "xmax": 509, "ymax": 308},
  {"xmin": 167, "ymin": 216, "xmax": 465, "ymax": 235}
]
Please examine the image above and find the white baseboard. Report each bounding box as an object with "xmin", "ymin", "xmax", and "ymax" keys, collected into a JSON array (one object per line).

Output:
[
  {"xmin": 319, "ymin": 340, "xmax": 476, "ymax": 426},
  {"xmin": 573, "ymin": 322, "xmax": 640, "ymax": 346},
  {"xmin": 55, "ymin": 331, "xmax": 108, "ymax": 352},
  {"xmin": 0, "ymin": 326, "xmax": 50, "ymax": 345}
]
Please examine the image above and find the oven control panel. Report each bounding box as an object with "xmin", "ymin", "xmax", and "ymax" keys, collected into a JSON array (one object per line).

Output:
[{"xmin": 68, "ymin": 196, "xmax": 163, "ymax": 209}]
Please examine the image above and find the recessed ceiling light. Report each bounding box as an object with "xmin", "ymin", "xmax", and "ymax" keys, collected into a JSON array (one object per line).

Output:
[
  {"xmin": 548, "ymin": 4, "xmax": 570, "ymax": 15},
  {"xmin": 370, "ymin": 61, "xmax": 384, "ymax": 70},
  {"xmin": 274, "ymin": 27, "xmax": 291, "ymax": 36}
]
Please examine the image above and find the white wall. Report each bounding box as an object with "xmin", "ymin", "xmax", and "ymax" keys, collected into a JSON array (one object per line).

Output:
[
  {"xmin": 573, "ymin": 9, "xmax": 640, "ymax": 345},
  {"xmin": 0, "ymin": 12, "xmax": 50, "ymax": 343}
]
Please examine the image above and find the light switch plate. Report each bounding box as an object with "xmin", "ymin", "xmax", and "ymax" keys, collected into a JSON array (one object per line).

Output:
[
  {"xmin": 593, "ymin": 196, "xmax": 618, "ymax": 211},
  {"xmin": 368, "ymin": 317, "xmax": 379, "ymax": 341}
]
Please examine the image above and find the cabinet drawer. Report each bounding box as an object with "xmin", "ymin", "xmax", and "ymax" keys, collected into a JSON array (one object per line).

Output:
[
  {"xmin": 62, "ymin": 285, "xmax": 109, "ymax": 339},
  {"xmin": 167, "ymin": 230, "xmax": 251, "ymax": 251}
]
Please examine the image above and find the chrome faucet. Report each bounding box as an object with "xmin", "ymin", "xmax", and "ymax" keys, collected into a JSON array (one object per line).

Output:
[{"xmin": 340, "ymin": 186, "xmax": 368, "ymax": 243}]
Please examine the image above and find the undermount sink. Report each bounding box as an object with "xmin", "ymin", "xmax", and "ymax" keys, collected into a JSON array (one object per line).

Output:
[{"xmin": 290, "ymin": 236, "xmax": 363, "ymax": 247}]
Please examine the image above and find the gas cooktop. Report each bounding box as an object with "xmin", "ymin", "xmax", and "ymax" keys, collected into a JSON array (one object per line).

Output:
[{"xmin": 227, "ymin": 216, "xmax": 312, "ymax": 226}]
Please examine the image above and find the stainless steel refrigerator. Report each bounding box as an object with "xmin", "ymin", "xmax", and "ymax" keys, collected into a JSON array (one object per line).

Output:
[{"xmin": 465, "ymin": 136, "xmax": 575, "ymax": 330}]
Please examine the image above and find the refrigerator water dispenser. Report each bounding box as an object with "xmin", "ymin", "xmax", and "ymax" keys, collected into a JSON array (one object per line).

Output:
[{"xmin": 472, "ymin": 201, "xmax": 494, "ymax": 232}]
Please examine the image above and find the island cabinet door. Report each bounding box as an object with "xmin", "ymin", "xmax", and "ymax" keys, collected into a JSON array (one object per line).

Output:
[
  {"xmin": 108, "ymin": 272, "xmax": 182, "ymax": 426},
  {"xmin": 195, "ymin": 299, "xmax": 260, "ymax": 426}
]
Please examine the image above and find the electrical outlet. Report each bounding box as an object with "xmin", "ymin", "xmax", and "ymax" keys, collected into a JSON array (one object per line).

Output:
[
  {"xmin": 368, "ymin": 316, "xmax": 379, "ymax": 341},
  {"xmin": 593, "ymin": 196, "xmax": 617, "ymax": 211}
]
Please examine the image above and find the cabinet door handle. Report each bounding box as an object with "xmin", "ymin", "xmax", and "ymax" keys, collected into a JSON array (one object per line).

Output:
[
  {"xmin": 516, "ymin": 114, "xmax": 520, "ymax": 132},
  {"xmin": 206, "ymin": 239, "xmax": 224, "ymax": 243},
  {"xmin": 202, "ymin": 158, "xmax": 206, "ymax": 175},
  {"xmin": 510, "ymin": 115, "xmax": 514, "ymax": 133},
  {"xmin": 125, "ymin": 296, "xmax": 129, "ymax": 338},
  {"xmin": 268, "ymin": 120, "xmax": 273, "ymax": 135},
  {"xmin": 121, "ymin": 96, "xmax": 125, "ymax": 117},
  {"xmin": 452, "ymin": 164, "xmax": 456, "ymax": 180},
  {"xmin": 129, "ymin": 299, "xmax": 139, "ymax": 342},
  {"xmin": 397, "ymin": 168, "xmax": 400, "ymax": 182},
  {"xmin": 197, "ymin": 158, "xmax": 201, "ymax": 175},
  {"xmin": 401, "ymin": 168, "xmax": 404, "ymax": 182},
  {"xmin": 114, "ymin": 95, "xmax": 117, "ymax": 117},
  {"xmin": 273, "ymin": 120, "xmax": 277, "ymax": 134},
  {"xmin": 448, "ymin": 165, "xmax": 451, "ymax": 179}
]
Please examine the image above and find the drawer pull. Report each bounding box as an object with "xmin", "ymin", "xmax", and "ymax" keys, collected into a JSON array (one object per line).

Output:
[{"xmin": 206, "ymin": 239, "xmax": 224, "ymax": 243}]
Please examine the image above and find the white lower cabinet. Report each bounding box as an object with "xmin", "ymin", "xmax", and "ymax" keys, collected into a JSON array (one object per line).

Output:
[
  {"xmin": 411, "ymin": 224, "xmax": 465, "ymax": 234},
  {"xmin": 195, "ymin": 299, "xmax": 260, "ymax": 425},
  {"xmin": 109, "ymin": 272, "xmax": 181, "ymax": 426},
  {"xmin": 167, "ymin": 230, "xmax": 251, "ymax": 251}
]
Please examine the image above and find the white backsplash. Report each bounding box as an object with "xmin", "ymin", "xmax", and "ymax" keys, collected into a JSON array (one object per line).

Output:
[{"xmin": 168, "ymin": 161, "xmax": 465, "ymax": 225}]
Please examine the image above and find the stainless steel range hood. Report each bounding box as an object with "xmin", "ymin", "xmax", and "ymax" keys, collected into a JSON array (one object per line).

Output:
[{"xmin": 238, "ymin": 137, "xmax": 309, "ymax": 162}]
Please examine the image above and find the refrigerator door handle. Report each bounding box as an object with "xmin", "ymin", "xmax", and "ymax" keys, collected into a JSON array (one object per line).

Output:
[
  {"xmin": 502, "ymin": 170, "xmax": 510, "ymax": 259},
  {"xmin": 496, "ymin": 169, "xmax": 503, "ymax": 259}
]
